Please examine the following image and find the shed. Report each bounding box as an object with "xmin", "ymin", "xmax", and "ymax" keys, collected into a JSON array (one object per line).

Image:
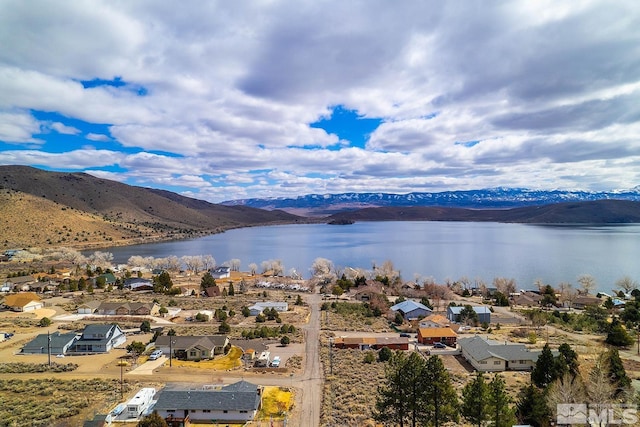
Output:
[{"xmin": 417, "ymin": 327, "xmax": 458, "ymax": 345}]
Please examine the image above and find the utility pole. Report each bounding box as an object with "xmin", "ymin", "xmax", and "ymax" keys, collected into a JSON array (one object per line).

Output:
[
  {"xmin": 117, "ymin": 361, "xmax": 128, "ymax": 401},
  {"xmin": 47, "ymin": 330, "xmax": 51, "ymax": 366},
  {"xmin": 169, "ymin": 339, "xmax": 175, "ymax": 367}
]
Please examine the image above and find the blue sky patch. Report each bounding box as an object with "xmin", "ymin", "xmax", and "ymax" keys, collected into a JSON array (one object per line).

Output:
[
  {"xmin": 310, "ymin": 105, "xmax": 382, "ymax": 148},
  {"xmin": 455, "ymin": 140, "xmax": 480, "ymax": 148}
]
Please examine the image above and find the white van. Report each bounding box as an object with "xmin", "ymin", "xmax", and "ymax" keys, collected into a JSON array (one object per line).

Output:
[{"xmin": 148, "ymin": 349, "xmax": 163, "ymax": 360}]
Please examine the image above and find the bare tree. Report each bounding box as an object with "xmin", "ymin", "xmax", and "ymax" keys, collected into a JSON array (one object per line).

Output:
[
  {"xmin": 201, "ymin": 255, "xmax": 216, "ymax": 271},
  {"xmin": 165, "ymin": 256, "xmax": 181, "ymax": 273},
  {"xmin": 181, "ymin": 256, "xmax": 203, "ymax": 275},
  {"xmin": 289, "ymin": 268, "xmax": 301, "ymax": 279},
  {"xmin": 261, "ymin": 260, "xmax": 271, "ymax": 274},
  {"xmin": 546, "ymin": 373, "xmax": 586, "ymax": 421},
  {"xmin": 616, "ymin": 276, "xmax": 638, "ymax": 294},
  {"xmin": 379, "ymin": 260, "xmax": 397, "ymax": 279},
  {"xmin": 311, "ymin": 257, "xmax": 334, "ymax": 277},
  {"xmin": 493, "ymin": 277, "xmax": 516, "ymax": 296},
  {"xmin": 128, "ymin": 256, "xmax": 145, "ymax": 269},
  {"xmin": 577, "ymin": 274, "xmax": 597, "ymax": 295},
  {"xmin": 271, "ymin": 259, "xmax": 284, "ymax": 276},
  {"xmin": 229, "ymin": 258, "xmax": 241, "ymax": 272},
  {"xmin": 89, "ymin": 251, "xmax": 114, "ymax": 269},
  {"xmin": 248, "ymin": 263, "xmax": 258, "ymax": 275},
  {"xmin": 559, "ymin": 282, "xmax": 578, "ymax": 310}
]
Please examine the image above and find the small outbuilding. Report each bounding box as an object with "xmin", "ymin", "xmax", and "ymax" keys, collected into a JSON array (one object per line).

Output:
[{"xmin": 417, "ymin": 327, "xmax": 458, "ymax": 346}]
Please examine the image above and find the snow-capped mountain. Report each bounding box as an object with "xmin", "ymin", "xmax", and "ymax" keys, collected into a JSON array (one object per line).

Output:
[{"xmin": 221, "ymin": 188, "xmax": 640, "ymax": 216}]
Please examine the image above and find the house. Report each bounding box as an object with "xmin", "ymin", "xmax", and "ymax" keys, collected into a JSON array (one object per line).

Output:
[
  {"xmin": 417, "ymin": 327, "xmax": 458, "ymax": 346},
  {"xmin": 333, "ymin": 336, "xmax": 410, "ymax": 351},
  {"xmin": 511, "ymin": 292, "xmax": 542, "ymax": 307},
  {"xmin": 419, "ymin": 314, "xmax": 451, "ymax": 329},
  {"xmin": 69, "ymin": 324, "xmax": 127, "ymax": 353},
  {"xmin": 94, "ymin": 273, "xmax": 117, "ymax": 287},
  {"xmin": 390, "ymin": 300, "xmax": 432, "ymax": 320},
  {"xmin": 209, "ymin": 266, "xmax": 231, "ymax": 279},
  {"xmin": 77, "ymin": 300, "xmax": 101, "ymax": 315},
  {"xmin": 3, "ymin": 275, "xmax": 36, "ymax": 291},
  {"xmin": 21, "ymin": 331, "xmax": 79, "ymax": 355},
  {"xmin": 572, "ymin": 295, "xmax": 602, "ymax": 309},
  {"xmin": 155, "ymin": 335, "xmax": 230, "ymax": 360},
  {"xmin": 2, "ymin": 292, "xmax": 43, "ymax": 312},
  {"xmin": 96, "ymin": 302, "xmax": 159, "ymax": 316},
  {"xmin": 0, "ymin": 283, "xmax": 11, "ymax": 293},
  {"xmin": 447, "ymin": 305, "xmax": 491, "ymax": 324},
  {"xmin": 248, "ymin": 301, "xmax": 288, "ymax": 316},
  {"xmin": 153, "ymin": 380, "xmax": 262, "ymax": 423},
  {"xmin": 204, "ymin": 285, "xmax": 221, "ymax": 297},
  {"xmin": 458, "ymin": 335, "xmax": 543, "ymax": 372},
  {"xmin": 123, "ymin": 278, "xmax": 154, "ymax": 291}
]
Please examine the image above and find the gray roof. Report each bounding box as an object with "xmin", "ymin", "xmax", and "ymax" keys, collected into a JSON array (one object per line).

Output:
[
  {"xmin": 82, "ymin": 324, "xmax": 118, "ymax": 338},
  {"xmin": 156, "ymin": 335, "xmax": 229, "ymax": 350},
  {"xmin": 390, "ymin": 300, "xmax": 431, "ymax": 314},
  {"xmin": 154, "ymin": 381, "xmax": 260, "ymax": 412},
  {"xmin": 22, "ymin": 332, "xmax": 78, "ymax": 352},
  {"xmin": 459, "ymin": 336, "xmax": 540, "ymax": 362},
  {"xmin": 448, "ymin": 305, "xmax": 491, "ymax": 315}
]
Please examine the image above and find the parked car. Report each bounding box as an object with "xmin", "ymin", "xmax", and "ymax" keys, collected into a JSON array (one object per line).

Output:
[
  {"xmin": 270, "ymin": 356, "xmax": 281, "ymax": 367},
  {"xmin": 149, "ymin": 349, "xmax": 163, "ymax": 360},
  {"xmin": 432, "ymin": 342, "xmax": 447, "ymax": 349},
  {"xmin": 399, "ymin": 333, "xmax": 411, "ymax": 338}
]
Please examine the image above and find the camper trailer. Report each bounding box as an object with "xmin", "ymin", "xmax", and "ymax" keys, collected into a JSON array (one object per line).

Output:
[
  {"xmin": 254, "ymin": 351, "xmax": 270, "ymax": 367},
  {"xmin": 126, "ymin": 388, "xmax": 155, "ymax": 418}
]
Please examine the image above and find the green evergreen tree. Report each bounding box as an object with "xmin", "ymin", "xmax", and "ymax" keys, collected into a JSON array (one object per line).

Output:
[
  {"xmin": 228, "ymin": 282, "xmax": 235, "ymax": 296},
  {"xmin": 137, "ymin": 411, "xmax": 168, "ymax": 427},
  {"xmin": 606, "ymin": 317, "xmax": 634, "ymax": 347},
  {"xmin": 556, "ymin": 342, "xmax": 579, "ymax": 378},
  {"xmin": 461, "ymin": 372, "xmax": 489, "ymax": 427},
  {"xmin": 488, "ymin": 374, "xmax": 516, "ymax": 427},
  {"xmin": 606, "ymin": 348, "xmax": 632, "ymax": 397},
  {"xmin": 531, "ymin": 343, "xmax": 556, "ymax": 388},
  {"xmin": 200, "ymin": 271, "xmax": 216, "ymax": 290},
  {"xmin": 516, "ymin": 384, "xmax": 550, "ymax": 427},
  {"xmin": 374, "ymin": 351, "xmax": 411, "ymax": 427},
  {"xmin": 423, "ymin": 355, "xmax": 459, "ymax": 426}
]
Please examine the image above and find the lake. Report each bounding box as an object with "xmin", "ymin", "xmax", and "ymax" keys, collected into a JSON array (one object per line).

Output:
[{"xmin": 99, "ymin": 221, "xmax": 640, "ymax": 294}]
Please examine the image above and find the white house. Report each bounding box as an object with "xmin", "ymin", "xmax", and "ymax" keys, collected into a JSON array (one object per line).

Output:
[
  {"xmin": 152, "ymin": 381, "xmax": 262, "ymax": 423},
  {"xmin": 210, "ymin": 266, "xmax": 231, "ymax": 279},
  {"xmin": 248, "ymin": 301, "xmax": 289, "ymax": 316}
]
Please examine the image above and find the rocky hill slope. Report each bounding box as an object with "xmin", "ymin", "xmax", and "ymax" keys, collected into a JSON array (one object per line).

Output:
[{"xmin": 0, "ymin": 166, "xmax": 302, "ymax": 249}]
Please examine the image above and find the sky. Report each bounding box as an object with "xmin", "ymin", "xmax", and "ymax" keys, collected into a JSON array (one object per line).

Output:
[{"xmin": 1, "ymin": 1, "xmax": 639, "ymax": 203}]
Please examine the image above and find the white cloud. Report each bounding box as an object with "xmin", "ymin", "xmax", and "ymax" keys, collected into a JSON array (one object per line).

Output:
[
  {"xmin": 0, "ymin": 0, "xmax": 639, "ymax": 202},
  {"xmin": 50, "ymin": 122, "xmax": 80, "ymax": 135}
]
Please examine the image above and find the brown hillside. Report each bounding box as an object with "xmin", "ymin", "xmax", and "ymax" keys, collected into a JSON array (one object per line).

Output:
[
  {"xmin": 0, "ymin": 166, "xmax": 303, "ymax": 249},
  {"xmin": 326, "ymin": 200, "xmax": 640, "ymax": 224}
]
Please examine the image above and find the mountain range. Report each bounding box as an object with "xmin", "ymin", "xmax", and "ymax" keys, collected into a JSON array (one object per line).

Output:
[
  {"xmin": 222, "ymin": 188, "xmax": 640, "ymax": 216},
  {"xmin": 1, "ymin": 165, "xmax": 640, "ymax": 249}
]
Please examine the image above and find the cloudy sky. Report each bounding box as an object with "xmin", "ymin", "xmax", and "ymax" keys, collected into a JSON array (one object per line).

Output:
[{"xmin": 1, "ymin": 1, "xmax": 639, "ymax": 202}]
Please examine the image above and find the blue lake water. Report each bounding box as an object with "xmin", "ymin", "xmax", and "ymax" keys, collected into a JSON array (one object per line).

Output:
[{"xmin": 99, "ymin": 221, "xmax": 640, "ymax": 293}]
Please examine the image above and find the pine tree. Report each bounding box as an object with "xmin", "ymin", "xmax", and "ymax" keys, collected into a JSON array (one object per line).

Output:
[
  {"xmin": 516, "ymin": 383, "xmax": 551, "ymax": 427},
  {"xmin": 488, "ymin": 374, "xmax": 516, "ymax": 427},
  {"xmin": 374, "ymin": 351, "xmax": 411, "ymax": 427},
  {"xmin": 423, "ymin": 355, "xmax": 459, "ymax": 426},
  {"xmin": 606, "ymin": 348, "xmax": 632, "ymax": 397},
  {"xmin": 531, "ymin": 343, "xmax": 556, "ymax": 388},
  {"xmin": 556, "ymin": 343, "xmax": 579, "ymax": 378},
  {"xmin": 606, "ymin": 317, "xmax": 634, "ymax": 347},
  {"xmin": 461, "ymin": 372, "xmax": 489, "ymax": 427}
]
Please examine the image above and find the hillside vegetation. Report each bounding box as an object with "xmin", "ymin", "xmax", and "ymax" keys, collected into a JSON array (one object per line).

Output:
[
  {"xmin": 326, "ymin": 200, "xmax": 640, "ymax": 224},
  {"xmin": 0, "ymin": 166, "xmax": 303, "ymax": 249}
]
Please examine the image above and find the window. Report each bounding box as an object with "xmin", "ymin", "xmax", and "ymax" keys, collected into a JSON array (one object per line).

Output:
[
  {"xmin": 203, "ymin": 410, "xmax": 211, "ymax": 413},
  {"xmin": 240, "ymin": 410, "xmax": 248, "ymax": 414},
  {"xmin": 223, "ymin": 410, "xmax": 228, "ymax": 414},
  {"xmin": 494, "ymin": 361, "xmax": 501, "ymax": 365},
  {"xmin": 190, "ymin": 410, "xmax": 195, "ymax": 413},
  {"xmin": 519, "ymin": 360, "xmax": 526, "ymax": 364},
  {"xmin": 190, "ymin": 350, "xmax": 196, "ymax": 357},
  {"xmin": 479, "ymin": 361, "xmax": 487, "ymax": 364},
  {"xmin": 167, "ymin": 410, "xmax": 175, "ymax": 413}
]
